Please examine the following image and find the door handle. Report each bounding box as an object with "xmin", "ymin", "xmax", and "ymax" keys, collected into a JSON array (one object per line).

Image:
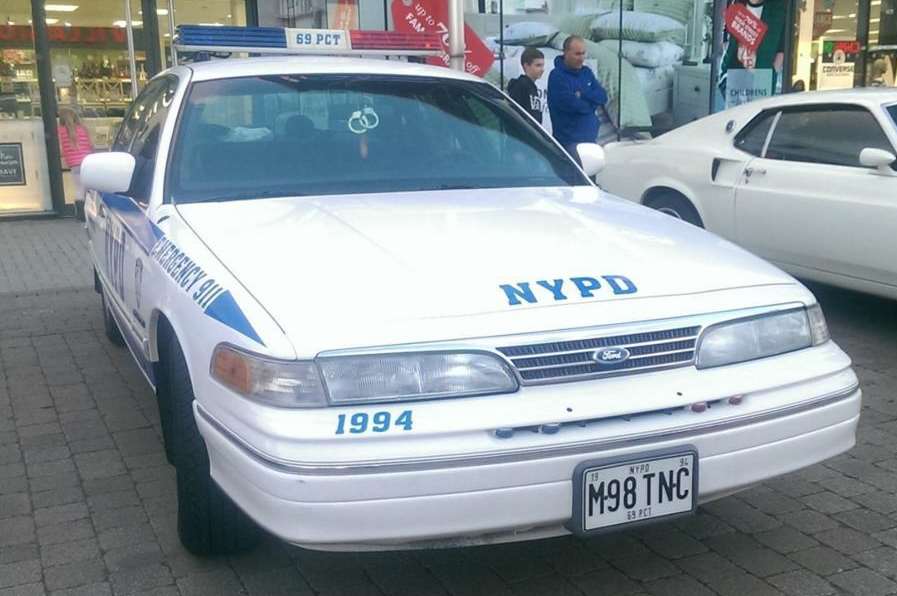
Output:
[{"xmin": 744, "ymin": 167, "xmax": 767, "ymax": 178}]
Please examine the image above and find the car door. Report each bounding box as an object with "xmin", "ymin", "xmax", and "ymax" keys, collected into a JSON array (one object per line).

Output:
[
  {"xmin": 89, "ymin": 78, "xmax": 166, "ymax": 296},
  {"xmin": 734, "ymin": 104, "xmax": 897, "ymax": 287},
  {"xmin": 93, "ymin": 76, "xmax": 178, "ymax": 370}
]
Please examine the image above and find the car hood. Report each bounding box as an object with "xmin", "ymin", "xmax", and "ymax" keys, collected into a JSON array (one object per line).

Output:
[{"xmin": 176, "ymin": 187, "xmax": 802, "ymax": 355}]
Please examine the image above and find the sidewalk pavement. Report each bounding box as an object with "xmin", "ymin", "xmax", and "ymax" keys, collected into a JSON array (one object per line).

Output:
[
  {"xmin": 0, "ymin": 219, "xmax": 92, "ymax": 295},
  {"xmin": 2, "ymin": 218, "xmax": 897, "ymax": 596}
]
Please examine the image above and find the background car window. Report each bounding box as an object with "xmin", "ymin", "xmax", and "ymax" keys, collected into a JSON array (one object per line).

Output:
[
  {"xmin": 168, "ymin": 75, "xmax": 588, "ymax": 203},
  {"xmin": 734, "ymin": 111, "xmax": 777, "ymax": 157},
  {"xmin": 889, "ymin": 105, "xmax": 897, "ymax": 130},
  {"xmin": 127, "ymin": 76, "xmax": 178, "ymax": 203},
  {"xmin": 112, "ymin": 78, "xmax": 169, "ymax": 153},
  {"xmin": 765, "ymin": 106, "xmax": 895, "ymax": 168}
]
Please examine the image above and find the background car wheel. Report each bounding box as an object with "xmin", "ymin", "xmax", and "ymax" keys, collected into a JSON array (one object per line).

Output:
[
  {"xmin": 163, "ymin": 331, "xmax": 260, "ymax": 556},
  {"xmin": 645, "ymin": 193, "xmax": 704, "ymax": 228},
  {"xmin": 101, "ymin": 291, "xmax": 125, "ymax": 347}
]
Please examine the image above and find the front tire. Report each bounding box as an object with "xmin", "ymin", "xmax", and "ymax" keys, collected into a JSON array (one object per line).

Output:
[
  {"xmin": 646, "ymin": 193, "xmax": 704, "ymax": 228},
  {"xmin": 163, "ymin": 332, "xmax": 260, "ymax": 556}
]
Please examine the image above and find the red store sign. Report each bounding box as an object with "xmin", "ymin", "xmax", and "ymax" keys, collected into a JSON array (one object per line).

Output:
[
  {"xmin": 391, "ymin": 0, "xmax": 493, "ymax": 77},
  {"xmin": 0, "ymin": 25, "xmax": 139, "ymax": 48},
  {"xmin": 724, "ymin": 3, "xmax": 768, "ymax": 53}
]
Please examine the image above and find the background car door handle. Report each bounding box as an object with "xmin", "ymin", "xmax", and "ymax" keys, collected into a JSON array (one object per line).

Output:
[{"xmin": 744, "ymin": 167, "xmax": 767, "ymax": 178}]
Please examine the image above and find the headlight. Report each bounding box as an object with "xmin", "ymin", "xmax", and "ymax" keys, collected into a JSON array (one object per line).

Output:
[
  {"xmin": 807, "ymin": 303, "xmax": 830, "ymax": 345},
  {"xmin": 211, "ymin": 344, "xmax": 328, "ymax": 408},
  {"xmin": 696, "ymin": 306, "xmax": 828, "ymax": 369},
  {"xmin": 211, "ymin": 346, "xmax": 518, "ymax": 407},
  {"xmin": 318, "ymin": 351, "xmax": 518, "ymax": 405}
]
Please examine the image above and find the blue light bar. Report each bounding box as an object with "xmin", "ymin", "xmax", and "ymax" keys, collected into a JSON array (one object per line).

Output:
[
  {"xmin": 173, "ymin": 25, "xmax": 442, "ymax": 59},
  {"xmin": 176, "ymin": 25, "xmax": 288, "ymax": 49}
]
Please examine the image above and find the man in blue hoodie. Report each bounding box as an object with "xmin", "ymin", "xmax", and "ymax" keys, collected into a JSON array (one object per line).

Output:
[{"xmin": 548, "ymin": 35, "xmax": 608, "ymax": 163}]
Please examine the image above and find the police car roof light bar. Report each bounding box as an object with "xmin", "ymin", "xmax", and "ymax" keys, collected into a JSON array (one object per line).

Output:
[{"xmin": 174, "ymin": 25, "xmax": 443, "ymax": 57}]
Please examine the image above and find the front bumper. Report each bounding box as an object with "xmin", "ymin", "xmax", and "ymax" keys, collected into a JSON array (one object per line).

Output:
[{"xmin": 195, "ymin": 360, "xmax": 860, "ymax": 550}]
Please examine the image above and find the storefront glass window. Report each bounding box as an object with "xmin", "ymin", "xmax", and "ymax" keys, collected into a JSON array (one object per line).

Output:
[
  {"xmin": 0, "ymin": 1, "xmax": 53, "ymax": 213},
  {"xmin": 867, "ymin": 0, "xmax": 897, "ymax": 86},
  {"xmin": 280, "ymin": 0, "xmax": 330, "ymax": 27},
  {"xmin": 791, "ymin": 0, "xmax": 861, "ymax": 91},
  {"xmin": 466, "ymin": 0, "xmax": 716, "ymax": 144},
  {"xmin": 157, "ymin": 0, "xmax": 249, "ymax": 69},
  {"xmin": 38, "ymin": 0, "xmax": 144, "ymax": 211},
  {"xmin": 715, "ymin": 0, "xmax": 788, "ymax": 111}
]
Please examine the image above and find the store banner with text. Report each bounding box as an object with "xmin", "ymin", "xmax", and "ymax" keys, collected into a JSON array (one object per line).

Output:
[
  {"xmin": 817, "ymin": 40, "xmax": 858, "ymax": 90},
  {"xmin": 724, "ymin": 3, "xmax": 768, "ymax": 53},
  {"xmin": 0, "ymin": 25, "xmax": 146, "ymax": 49},
  {"xmin": 391, "ymin": 0, "xmax": 493, "ymax": 77},
  {"xmin": 0, "ymin": 144, "xmax": 25, "ymax": 186},
  {"xmin": 725, "ymin": 69, "xmax": 774, "ymax": 108}
]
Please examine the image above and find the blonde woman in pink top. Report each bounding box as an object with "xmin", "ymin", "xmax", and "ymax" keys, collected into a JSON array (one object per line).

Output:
[{"xmin": 58, "ymin": 107, "xmax": 94, "ymax": 220}]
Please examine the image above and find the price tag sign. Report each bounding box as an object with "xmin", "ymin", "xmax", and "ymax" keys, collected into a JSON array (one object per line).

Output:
[
  {"xmin": 286, "ymin": 28, "xmax": 350, "ymax": 51},
  {"xmin": 724, "ymin": 3, "xmax": 768, "ymax": 53}
]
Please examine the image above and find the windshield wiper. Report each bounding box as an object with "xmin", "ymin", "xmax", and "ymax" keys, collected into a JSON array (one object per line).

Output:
[
  {"xmin": 185, "ymin": 189, "xmax": 306, "ymax": 203},
  {"xmin": 432, "ymin": 184, "xmax": 479, "ymax": 190}
]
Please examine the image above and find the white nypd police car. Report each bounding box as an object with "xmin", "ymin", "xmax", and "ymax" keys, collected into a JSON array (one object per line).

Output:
[{"xmin": 80, "ymin": 25, "xmax": 860, "ymax": 555}]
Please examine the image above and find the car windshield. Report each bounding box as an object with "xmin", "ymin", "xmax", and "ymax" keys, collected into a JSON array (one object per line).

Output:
[{"xmin": 168, "ymin": 74, "xmax": 588, "ymax": 203}]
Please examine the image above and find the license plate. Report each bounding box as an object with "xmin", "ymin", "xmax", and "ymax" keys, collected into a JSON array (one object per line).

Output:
[{"xmin": 571, "ymin": 449, "xmax": 698, "ymax": 534}]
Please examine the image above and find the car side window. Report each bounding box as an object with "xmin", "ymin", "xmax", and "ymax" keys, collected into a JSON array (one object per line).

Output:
[
  {"xmin": 765, "ymin": 105, "xmax": 895, "ymax": 168},
  {"xmin": 734, "ymin": 110, "xmax": 777, "ymax": 157},
  {"xmin": 112, "ymin": 78, "xmax": 169, "ymax": 153},
  {"xmin": 126, "ymin": 76, "xmax": 179, "ymax": 203}
]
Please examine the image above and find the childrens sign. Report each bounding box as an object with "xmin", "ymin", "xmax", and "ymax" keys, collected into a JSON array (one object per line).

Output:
[
  {"xmin": 0, "ymin": 143, "xmax": 25, "ymax": 186},
  {"xmin": 817, "ymin": 40, "xmax": 858, "ymax": 90},
  {"xmin": 725, "ymin": 68, "xmax": 774, "ymax": 109},
  {"xmin": 724, "ymin": 3, "xmax": 768, "ymax": 53},
  {"xmin": 391, "ymin": 0, "xmax": 494, "ymax": 77}
]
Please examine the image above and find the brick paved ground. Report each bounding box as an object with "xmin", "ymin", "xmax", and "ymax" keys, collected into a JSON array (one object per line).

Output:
[
  {"xmin": 1, "ymin": 219, "xmax": 896, "ymax": 595},
  {"xmin": 0, "ymin": 221, "xmax": 92, "ymax": 294}
]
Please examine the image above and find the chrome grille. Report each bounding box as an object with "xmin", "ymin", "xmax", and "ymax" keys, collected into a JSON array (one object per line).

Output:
[{"xmin": 497, "ymin": 326, "xmax": 701, "ymax": 384}]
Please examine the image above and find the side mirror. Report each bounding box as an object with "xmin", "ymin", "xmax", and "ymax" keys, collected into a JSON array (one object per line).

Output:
[
  {"xmin": 576, "ymin": 143, "xmax": 606, "ymax": 177},
  {"xmin": 859, "ymin": 147, "xmax": 897, "ymax": 176},
  {"xmin": 80, "ymin": 152, "xmax": 136, "ymax": 194}
]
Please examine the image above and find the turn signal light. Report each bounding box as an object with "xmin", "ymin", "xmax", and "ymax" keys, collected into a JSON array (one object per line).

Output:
[{"xmin": 211, "ymin": 345, "xmax": 252, "ymax": 395}]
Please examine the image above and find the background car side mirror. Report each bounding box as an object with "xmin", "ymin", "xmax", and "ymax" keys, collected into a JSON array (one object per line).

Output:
[
  {"xmin": 576, "ymin": 143, "xmax": 606, "ymax": 177},
  {"xmin": 80, "ymin": 152, "xmax": 136, "ymax": 194},
  {"xmin": 859, "ymin": 147, "xmax": 897, "ymax": 176}
]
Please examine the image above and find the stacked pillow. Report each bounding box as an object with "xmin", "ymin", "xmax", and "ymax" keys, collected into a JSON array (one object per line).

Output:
[
  {"xmin": 597, "ymin": 39, "xmax": 684, "ymax": 68},
  {"xmin": 633, "ymin": 0, "xmax": 694, "ymax": 27},
  {"xmin": 590, "ymin": 11, "xmax": 686, "ymax": 44},
  {"xmin": 502, "ymin": 22, "xmax": 559, "ymax": 46}
]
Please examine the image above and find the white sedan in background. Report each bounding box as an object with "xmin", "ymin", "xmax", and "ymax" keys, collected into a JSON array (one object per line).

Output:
[{"xmin": 598, "ymin": 89, "xmax": 897, "ymax": 301}]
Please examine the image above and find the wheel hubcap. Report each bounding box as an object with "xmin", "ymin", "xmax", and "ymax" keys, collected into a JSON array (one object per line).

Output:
[{"xmin": 657, "ymin": 207, "xmax": 683, "ymax": 219}]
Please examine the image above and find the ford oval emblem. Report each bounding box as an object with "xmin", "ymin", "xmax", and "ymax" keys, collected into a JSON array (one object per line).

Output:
[{"xmin": 592, "ymin": 347, "xmax": 631, "ymax": 365}]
